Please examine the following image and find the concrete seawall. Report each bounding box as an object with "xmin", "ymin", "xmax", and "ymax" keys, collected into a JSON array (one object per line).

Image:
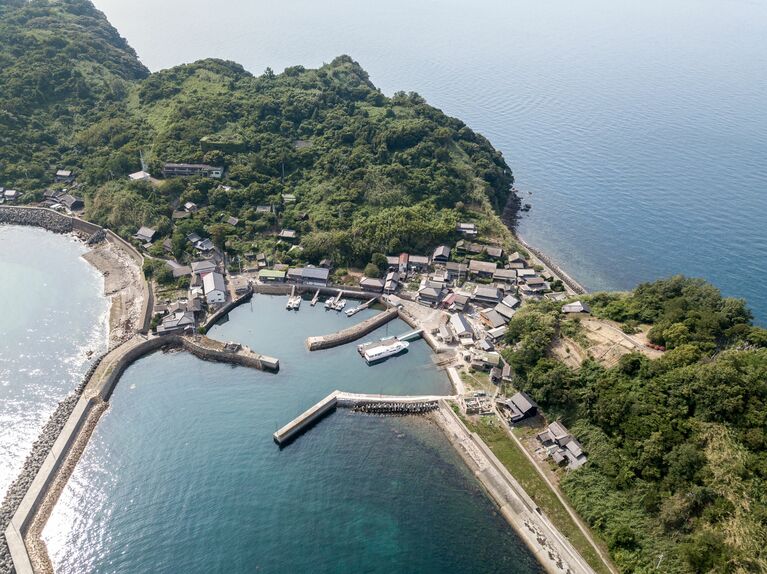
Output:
[
  {"xmin": 273, "ymin": 392, "xmax": 340, "ymax": 445},
  {"xmin": 306, "ymin": 308, "xmax": 399, "ymax": 351},
  {"xmin": 434, "ymin": 402, "xmax": 595, "ymax": 574},
  {"xmin": 201, "ymin": 287, "xmax": 253, "ymax": 334},
  {"xmin": 4, "ymin": 332, "xmax": 278, "ymax": 573}
]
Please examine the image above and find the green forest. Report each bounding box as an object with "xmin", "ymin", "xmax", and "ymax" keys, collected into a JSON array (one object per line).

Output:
[
  {"xmin": 0, "ymin": 0, "xmax": 514, "ymax": 267},
  {"xmin": 504, "ymin": 277, "xmax": 767, "ymax": 573}
]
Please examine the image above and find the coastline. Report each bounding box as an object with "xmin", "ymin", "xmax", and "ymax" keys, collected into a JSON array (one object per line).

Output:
[{"xmin": 1, "ymin": 206, "xmax": 592, "ymax": 574}]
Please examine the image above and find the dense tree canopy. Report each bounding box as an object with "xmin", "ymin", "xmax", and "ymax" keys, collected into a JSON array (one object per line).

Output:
[
  {"xmin": 0, "ymin": 0, "xmax": 515, "ymax": 267},
  {"xmin": 504, "ymin": 278, "xmax": 767, "ymax": 573}
]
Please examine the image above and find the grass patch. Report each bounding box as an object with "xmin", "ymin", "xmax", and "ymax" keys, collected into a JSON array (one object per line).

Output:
[{"xmin": 465, "ymin": 416, "xmax": 613, "ymax": 574}]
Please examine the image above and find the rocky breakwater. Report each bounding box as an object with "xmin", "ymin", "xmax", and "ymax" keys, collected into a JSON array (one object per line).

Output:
[
  {"xmin": 0, "ymin": 345, "xmax": 111, "ymax": 574},
  {"xmin": 0, "ymin": 206, "xmax": 73, "ymax": 234}
]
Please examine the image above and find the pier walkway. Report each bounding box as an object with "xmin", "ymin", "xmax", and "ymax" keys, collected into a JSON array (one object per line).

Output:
[{"xmin": 272, "ymin": 391, "xmax": 457, "ymax": 445}]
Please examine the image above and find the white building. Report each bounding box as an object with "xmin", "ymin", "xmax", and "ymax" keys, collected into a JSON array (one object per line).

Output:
[{"xmin": 202, "ymin": 272, "xmax": 226, "ymax": 305}]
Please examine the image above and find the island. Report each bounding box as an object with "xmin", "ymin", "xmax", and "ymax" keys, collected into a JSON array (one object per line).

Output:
[{"xmin": 1, "ymin": 2, "xmax": 766, "ymax": 574}]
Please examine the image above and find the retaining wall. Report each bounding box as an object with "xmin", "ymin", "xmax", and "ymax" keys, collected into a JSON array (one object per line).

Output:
[
  {"xmin": 201, "ymin": 287, "xmax": 254, "ymax": 333},
  {"xmin": 306, "ymin": 307, "xmax": 399, "ymax": 351}
]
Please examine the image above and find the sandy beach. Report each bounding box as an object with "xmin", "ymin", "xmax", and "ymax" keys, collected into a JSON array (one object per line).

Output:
[{"xmin": 82, "ymin": 240, "xmax": 144, "ymax": 347}]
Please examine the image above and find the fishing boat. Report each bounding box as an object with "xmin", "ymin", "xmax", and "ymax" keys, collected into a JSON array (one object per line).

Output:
[{"xmin": 357, "ymin": 338, "xmax": 409, "ymax": 364}]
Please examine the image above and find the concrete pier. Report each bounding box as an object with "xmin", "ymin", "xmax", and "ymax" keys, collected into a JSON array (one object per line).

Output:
[
  {"xmin": 273, "ymin": 391, "xmax": 340, "ymax": 445},
  {"xmin": 306, "ymin": 308, "xmax": 399, "ymax": 351}
]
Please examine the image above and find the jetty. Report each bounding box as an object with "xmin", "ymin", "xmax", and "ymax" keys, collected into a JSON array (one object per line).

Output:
[
  {"xmin": 273, "ymin": 391, "xmax": 453, "ymax": 446},
  {"xmin": 345, "ymin": 297, "xmax": 377, "ymax": 317},
  {"xmin": 306, "ymin": 307, "xmax": 399, "ymax": 350},
  {"xmin": 397, "ymin": 328, "xmax": 423, "ymax": 342},
  {"xmin": 310, "ymin": 289, "xmax": 321, "ymax": 306}
]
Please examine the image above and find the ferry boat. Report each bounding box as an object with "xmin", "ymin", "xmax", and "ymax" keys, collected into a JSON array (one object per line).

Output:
[{"xmin": 358, "ymin": 338, "xmax": 409, "ymax": 364}]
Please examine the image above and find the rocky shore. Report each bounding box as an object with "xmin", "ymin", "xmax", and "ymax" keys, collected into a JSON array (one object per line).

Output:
[{"xmin": 0, "ymin": 207, "xmax": 73, "ymax": 234}]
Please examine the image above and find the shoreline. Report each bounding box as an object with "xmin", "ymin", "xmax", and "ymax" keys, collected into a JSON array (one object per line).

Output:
[{"xmin": 1, "ymin": 206, "xmax": 592, "ymax": 574}]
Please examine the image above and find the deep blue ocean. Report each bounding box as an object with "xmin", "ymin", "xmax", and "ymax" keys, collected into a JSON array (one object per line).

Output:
[
  {"xmin": 44, "ymin": 296, "xmax": 542, "ymax": 573},
  {"xmin": 92, "ymin": 0, "xmax": 767, "ymax": 322}
]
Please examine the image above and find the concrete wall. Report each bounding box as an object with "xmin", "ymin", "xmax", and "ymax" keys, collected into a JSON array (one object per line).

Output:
[
  {"xmin": 200, "ymin": 287, "xmax": 253, "ymax": 333},
  {"xmin": 253, "ymin": 283, "xmax": 374, "ymax": 301},
  {"xmin": 306, "ymin": 308, "xmax": 399, "ymax": 351}
]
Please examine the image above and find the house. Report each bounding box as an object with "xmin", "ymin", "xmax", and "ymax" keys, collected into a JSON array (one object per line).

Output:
[
  {"xmin": 319, "ymin": 259, "xmax": 333, "ymax": 269},
  {"xmin": 134, "ymin": 226, "xmax": 156, "ymax": 243},
  {"xmin": 54, "ymin": 169, "xmax": 74, "ymax": 183},
  {"xmin": 60, "ymin": 194, "xmax": 83, "ymax": 211},
  {"xmin": 156, "ymin": 310, "xmax": 196, "ymax": 336},
  {"xmin": 3, "ymin": 190, "xmax": 19, "ymax": 201},
  {"xmin": 398, "ymin": 253, "xmax": 410, "ymax": 275},
  {"xmin": 165, "ymin": 261, "xmax": 192, "ymax": 279},
  {"xmin": 384, "ymin": 271, "xmax": 400, "ymax": 293},
  {"xmin": 480, "ymin": 309, "xmax": 507, "ymax": 329},
  {"xmin": 432, "ymin": 245, "xmax": 451, "ymax": 264},
  {"xmin": 437, "ymin": 324, "xmax": 454, "ymax": 344},
  {"xmin": 256, "ymin": 253, "xmax": 268, "ymax": 268},
  {"xmin": 360, "ymin": 277, "xmax": 385, "ymax": 292},
  {"xmin": 493, "ymin": 268, "xmax": 517, "ymax": 285},
  {"xmin": 162, "ymin": 239, "xmax": 172, "ymax": 253},
  {"xmin": 187, "ymin": 232, "xmax": 202, "ymax": 244},
  {"xmin": 468, "ymin": 260, "xmax": 497, "ymax": 278},
  {"xmin": 184, "ymin": 201, "xmax": 198, "ymax": 212},
  {"xmin": 501, "ymin": 363, "xmax": 513, "ymax": 383},
  {"xmin": 501, "ymin": 295, "xmax": 520, "ymax": 310},
  {"xmin": 562, "ymin": 301, "xmax": 591, "ymax": 314},
  {"xmin": 490, "ymin": 366, "xmax": 503, "ymax": 383},
  {"xmin": 456, "ymin": 222, "xmax": 478, "ymax": 236},
  {"xmin": 282, "ymin": 193, "xmax": 296, "ymax": 203},
  {"xmin": 418, "ymin": 280, "xmax": 446, "ymax": 305},
  {"xmin": 287, "ymin": 267, "xmax": 329, "ymax": 286},
  {"xmin": 256, "ymin": 205, "xmax": 272, "ymax": 214},
  {"xmin": 470, "ymin": 351, "xmax": 502, "ymax": 371},
  {"xmin": 536, "ymin": 422, "xmax": 588, "ymax": 469},
  {"xmin": 172, "ymin": 210, "xmax": 190, "ymax": 220},
  {"xmin": 517, "ymin": 268, "xmax": 537, "ymax": 279},
  {"xmin": 473, "ymin": 286, "xmax": 502, "ymax": 305},
  {"xmin": 409, "ymin": 255, "xmax": 431, "ymax": 271},
  {"xmin": 386, "ymin": 255, "xmax": 399, "ymax": 269},
  {"xmin": 508, "ymin": 252, "xmax": 526, "ymax": 266},
  {"xmin": 485, "ymin": 245, "xmax": 504, "ymax": 259},
  {"xmin": 500, "ymin": 392, "xmax": 538, "ymax": 423},
  {"xmin": 129, "ymin": 170, "xmax": 151, "ymax": 181},
  {"xmin": 163, "ymin": 163, "xmax": 223, "ymax": 178},
  {"xmin": 445, "ymin": 262, "xmax": 468, "ymax": 282},
  {"xmin": 225, "ymin": 216, "xmax": 239, "ymax": 226},
  {"xmin": 450, "ymin": 313, "xmax": 473, "ymax": 339},
  {"xmin": 195, "ymin": 238, "xmax": 215, "ymax": 252},
  {"xmin": 259, "ymin": 269, "xmax": 286, "ymax": 283},
  {"xmin": 494, "ymin": 302, "xmax": 516, "ymax": 321},
  {"xmin": 278, "ymin": 229, "xmax": 297, "ymax": 240},
  {"xmin": 521, "ymin": 276, "xmax": 549, "ymax": 294},
  {"xmin": 456, "ymin": 240, "xmax": 484, "ymax": 255},
  {"xmin": 202, "ymin": 272, "xmax": 226, "ymax": 305},
  {"xmin": 191, "ymin": 260, "xmax": 217, "ymax": 276},
  {"xmin": 451, "ymin": 292, "xmax": 471, "ymax": 311},
  {"xmin": 486, "ymin": 325, "xmax": 507, "ymax": 342}
]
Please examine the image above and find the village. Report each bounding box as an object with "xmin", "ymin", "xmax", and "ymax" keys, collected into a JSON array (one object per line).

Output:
[{"xmin": 4, "ymin": 161, "xmax": 603, "ymax": 478}]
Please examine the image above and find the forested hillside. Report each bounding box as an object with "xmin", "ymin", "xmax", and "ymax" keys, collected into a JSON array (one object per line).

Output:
[
  {"xmin": 0, "ymin": 0, "xmax": 515, "ymax": 266},
  {"xmin": 504, "ymin": 277, "xmax": 767, "ymax": 573}
]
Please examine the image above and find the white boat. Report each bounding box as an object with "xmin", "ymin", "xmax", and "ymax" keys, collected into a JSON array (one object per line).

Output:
[
  {"xmin": 324, "ymin": 297, "xmax": 334, "ymax": 309},
  {"xmin": 335, "ymin": 299, "xmax": 347, "ymax": 310},
  {"xmin": 358, "ymin": 340, "xmax": 409, "ymax": 364}
]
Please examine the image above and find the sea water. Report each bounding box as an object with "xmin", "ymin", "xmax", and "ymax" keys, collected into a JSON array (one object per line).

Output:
[
  {"xmin": 92, "ymin": 0, "xmax": 767, "ymax": 322},
  {"xmin": 44, "ymin": 296, "xmax": 542, "ymax": 573},
  {"xmin": 0, "ymin": 226, "xmax": 108, "ymax": 499}
]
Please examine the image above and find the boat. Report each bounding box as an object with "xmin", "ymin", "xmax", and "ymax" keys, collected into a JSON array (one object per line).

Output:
[
  {"xmin": 335, "ymin": 299, "xmax": 347, "ymax": 311},
  {"xmin": 324, "ymin": 297, "xmax": 334, "ymax": 309},
  {"xmin": 357, "ymin": 339, "xmax": 409, "ymax": 364}
]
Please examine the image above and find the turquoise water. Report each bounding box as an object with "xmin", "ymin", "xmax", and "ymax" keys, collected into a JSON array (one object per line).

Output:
[
  {"xmin": 44, "ymin": 296, "xmax": 542, "ymax": 573},
  {"xmin": 0, "ymin": 226, "xmax": 108, "ymax": 499},
  {"xmin": 92, "ymin": 0, "xmax": 767, "ymax": 322}
]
